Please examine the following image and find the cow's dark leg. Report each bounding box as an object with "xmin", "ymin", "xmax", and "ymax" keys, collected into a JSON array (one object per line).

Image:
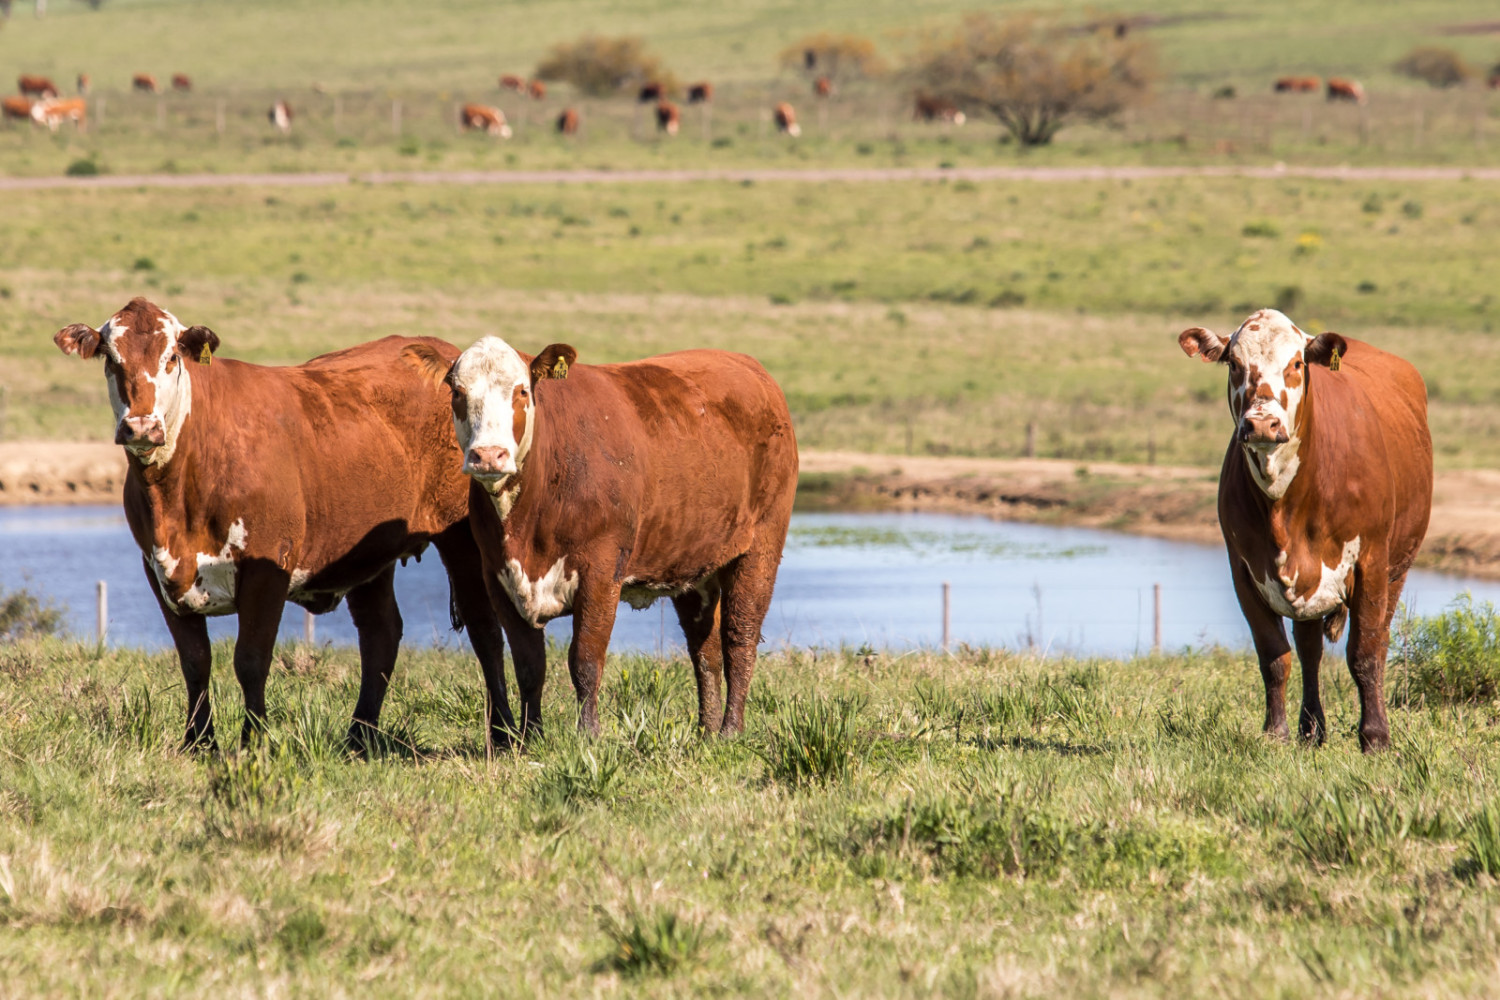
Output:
[
  {"xmin": 345, "ymin": 563, "xmax": 402, "ymax": 755},
  {"xmin": 1292, "ymin": 618, "xmax": 1327, "ymax": 745},
  {"xmin": 1230, "ymin": 558, "xmax": 1293, "ymax": 740},
  {"xmin": 434, "ymin": 529, "xmax": 518, "ymax": 750},
  {"xmin": 1347, "ymin": 559, "xmax": 1393, "ymax": 753},
  {"xmin": 567, "ymin": 579, "xmax": 621, "ymax": 737},
  {"xmin": 672, "ymin": 580, "xmax": 724, "ymax": 734},
  {"xmin": 482, "ymin": 567, "xmax": 548, "ymax": 741},
  {"xmin": 143, "ymin": 559, "xmax": 216, "ymax": 752},
  {"xmin": 232, "ymin": 561, "xmax": 291, "ymax": 746},
  {"xmin": 716, "ymin": 548, "xmax": 780, "ymax": 735}
]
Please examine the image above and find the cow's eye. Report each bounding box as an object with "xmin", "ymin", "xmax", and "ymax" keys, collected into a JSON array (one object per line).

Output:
[{"xmin": 1294, "ymin": 359, "xmax": 1303, "ymax": 370}]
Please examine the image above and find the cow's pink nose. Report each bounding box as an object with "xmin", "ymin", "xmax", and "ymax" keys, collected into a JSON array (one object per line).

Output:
[
  {"xmin": 1240, "ymin": 414, "xmax": 1288, "ymax": 445},
  {"xmin": 117, "ymin": 416, "xmax": 165, "ymax": 447},
  {"xmin": 466, "ymin": 446, "xmax": 511, "ymax": 476}
]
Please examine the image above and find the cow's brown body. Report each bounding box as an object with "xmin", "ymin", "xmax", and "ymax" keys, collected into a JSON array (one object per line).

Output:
[
  {"xmin": 556, "ymin": 107, "xmax": 580, "ymax": 134},
  {"xmin": 1, "ymin": 96, "xmax": 33, "ymax": 122},
  {"xmin": 913, "ymin": 94, "xmax": 965, "ymax": 124},
  {"xmin": 813, "ymin": 76, "xmax": 833, "ymax": 97},
  {"xmin": 460, "ymin": 103, "xmax": 510, "ymax": 137},
  {"xmin": 132, "ymin": 73, "xmax": 159, "ymax": 94},
  {"xmin": 1326, "ymin": 78, "xmax": 1365, "ymax": 103},
  {"xmin": 638, "ymin": 82, "xmax": 662, "ymax": 103},
  {"xmin": 18, "ymin": 74, "xmax": 57, "ymax": 98},
  {"xmin": 1274, "ymin": 76, "xmax": 1320, "ymax": 93},
  {"xmin": 447, "ymin": 344, "xmax": 798, "ymax": 738},
  {"xmin": 1181, "ymin": 311, "xmax": 1432, "ymax": 751},
  {"xmin": 526, "ymin": 79, "xmax": 546, "ymax": 100},
  {"xmin": 54, "ymin": 300, "xmax": 510, "ymax": 752},
  {"xmin": 171, "ymin": 73, "xmax": 191, "ymax": 92},
  {"xmin": 655, "ymin": 100, "xmax": 679, "ymax": 135},
  {"xmin": 774, "ymin": 101, "xmax": 800, "ymax": 136},
  {"xmin": 499, "ymin": 74, "xmax": 526, "ymax": 93},
  {"xmin": 687, "ymin": 82, "xmax": 713, "ymax": 104},
  {"xmin": 31, "ymin": 97, "xmax": 85, "ymax": 131}
]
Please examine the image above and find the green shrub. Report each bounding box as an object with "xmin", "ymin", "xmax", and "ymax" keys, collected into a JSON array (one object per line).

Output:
[
  {"xmin": 1391, "ymin": 594, "xmax": 1500, "ymax": 705},
  {"xmin": 531, "ymin": 739, "xmax": 623, "ymax": 812},
  {"xmin": 0, "ymin": 587, "xmax": 63, "ymax": 640},
  {"xmin": 534, "ymin": 34, "xmax": 675, "ymax": 96},
  {"xmin": 758, "ymin": 693, "xmax": 863, "ymax": 786},
  {"xmin": 596, "ymin": 907, "xmax": 705, "ymax": 977},
  {"xmin": 1289, "ymin": 787, "xmax": 1409, "ymax": 869},
  {"xmin": 1241, "ymin": 220, "xmax": 1280, "ymax": 238},
  {"xmin": 1460, "ymin": 801, "xmax": 1500, "ymax": 878},
  {"xmin": 64, "ymin": 158, "xmax": 100, "ymax": 177},
  {"xmin": 1394, "ymin": 47, "xmax": 1472, "ymax": 89}
]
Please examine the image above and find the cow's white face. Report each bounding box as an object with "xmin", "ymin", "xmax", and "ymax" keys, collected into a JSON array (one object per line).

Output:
[
  {"xmin": 53, "ymin": 297, "xmax": 219, "ymax": 467},
  {"xmin": 447, "ymin": 337, "xmax": 535, "ymax": 489},
  {"xmin": 1178, "ymin": 308, "xmax": 1346, "ymax": 499}
]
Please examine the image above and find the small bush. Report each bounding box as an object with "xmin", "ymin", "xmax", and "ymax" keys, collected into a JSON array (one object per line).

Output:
[
  {"xmin": 0, "ymin": 587, "xmax": 63, "ymax": 640},
  {"xmin": 1394, "ymin": 46, "xmax": 1473, "ymax": 89},
  {"xmin": 780, "ymin": 33, "xmax": 885, "ymax": 81},
  {"xmin": 1460, "ymin": 801, "xmax": 1500, "ymax": 878},
  {"xmin": 534, "ymin": 34, "xmax": 675, "ymax": 96},
  {"xmin": 1391, "ymin": 594, "xmax": 1500, "ymax": 705},
  {"xmin": 202, "ymin": 747, "xmax": 317, "ymax": 851},
  {"xmin": 131, "ymin": 257, "xmax": 155, "ymax": 272},
  {"xmin": 64, "ymin": 158, "xmax": 100, "ymax": 177},
  {"xmin": 1356, "ymin": 280, "xmax": 1378, "ymax": 294},
  {"xmin": 596, "ymin": 907, "xmax": 705, "ymax": 977},
  {"xmin": 1361, "ymin": 193, "xmax": 1383, "ymax": 213},
  {"xmin": 758, "ymin": 693, "xmax": 863, "ymax": 787},
  {"xmin": 532, "ymin": 740, "xmax": 622, "ymax": 812},
  {"xmin": 1290, "ymin": 787, "xmax": 1409, "ymax": 869},
  {"xmin": 1241, "ymin": 220, "xmax": 1280, "ymax": 238},
  {"xmin": 1402, "ymin": 200, "xmax": 1424, "ymax": 219}
]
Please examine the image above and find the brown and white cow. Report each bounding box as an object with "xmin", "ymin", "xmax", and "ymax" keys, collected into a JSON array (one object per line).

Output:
[
  {"xmin": 1178, "ymin": 308, "xmax": 1432, "ymax": 752},
  {"xmin": 53, "ymin": 298, "xmax": 512, "ymax": 753},
  {"xmin": 774, "ymin": 101, "xmax": 801, "ymax": 137},
  {"xmin": 18, "ymin": 74, "xmax": 58, "ymax": 99},
  {"xmin": 171, "ymin": 73, "xmax": 192, "ymax": 92},
  {"xmin": 1, "ymin": 96, "xmax": 33, "ymax": 123},
  {"xmin": 1274, "ymin": 76, "xmax": 1320, "ymax": 93},
  {"xmin": 813, "ymin": 75, "xmax": 833, "ymax": 98},
  {"xmin": 913, "ymin": 94, "xmax": 966, "ymax": 124},
  {"xmin": 31, "ymin": 96, "xmax": 86, "ymax": 131},
  {"xmin": 1326, "ymin": 78, "xmax": 1365, "ymax": 103},
  {"xmin": 461, "ymin": 103, "xmax": 512, "ymax": 137},
  {"xmin": 655, "ymin": 100, "xmax": 680, "ymax": 135},
  {"xmin": 687, "ymin": 82, "xmax": 713, "ymax": 104},
  {"xmin": 269, "ymin": 99, "xmax": 292, "ymax": 134},
  {"xmin": 556, "ymin": 107, "xmax": 580, "ymax": 135},
  {"xmin": 638, "ymin": 81, "xmax": 662, "ymax": 103},
  {"xmin": 527, "ymin": 79, "xmax": 546, "ymax": 100},
  {"xmin": 404, "ymin": 338, "xmax": 798, "ymax": 738},
  {"xmin": 133, "ymin": 73, "xmax": 160, "ymax": 94},
  {"xmin": 499, "ymin": 74, "xmax": 526, "ymax": 93}
]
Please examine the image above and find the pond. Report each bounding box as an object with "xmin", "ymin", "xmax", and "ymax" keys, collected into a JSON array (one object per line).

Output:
[{"xmin": 3, "ymin": 505, "xmax": 1497, "ymax": 658}]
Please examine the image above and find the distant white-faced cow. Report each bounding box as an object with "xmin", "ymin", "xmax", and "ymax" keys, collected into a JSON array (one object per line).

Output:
[
  {"xmin": 132, "ymin": 73, "xmax": 160, "ymax": 94},
  {"xmin": 1326, "ymin": 78, "xmax": 1365, "ymax": 103},
  {"xmin": 499, "ymin": 74, "xmax": 526, "ymax": 93},
  {"xmin": 1178, "ymin": 309, "xmax": 1432, "ymax": 752},
  {"xmin": 76, "ymin": 72, "xmax": 90, "ymax": 95},
  {"xmin": 655, "ymin": 100, "xmax": 680, "ymax": 135},
  {"xmin": 269, "ymin": 99, "xmax": 292, "ymax": 134},
  {"xmin": 171, "ymin": 73, "xmax": 191, "ymax": 92},
  {"xmin": 687, "ymin": 82, "xmax": 713, "ymax": 104},
  {"xmin": 30, "ymin": 96, "xmax": 86, "ymax": 131},
  {"xmin": 774, "ymin": 101, "xmax": 801, "ymax": 137},
  {"xmin": 53, "ymin": 298, "xmax": 512, "ymax": 753},
  {"xmin": 913, "ymin": 94, "xmax": 966, "ymax": 124},
  {"xmin": 404, "ymin": 338, "xmax": 798, "ymax": 738},
  {"xmin": 1, "ymin": 96, "xmax": 33, "ymax": 123},
  {"xmin": 18, "ymin": 74, "xmax": 57, "ymax": 99},
  {"xmin": 1274, "ymin": 76, "xmax": 1320, "ymax": 93},
  {"xmin": 556, "ymin": 107, "xmax": 580, "ymax": 135},
  {"xmin": 638, "ymin": 81, "xmax": 662, "ymax": 103},
  {"xmin": 527, "ymin": 79, "xmax": 546, "ymax": 100},
  {"xmin": 460, "ymin": 103, "xmax": 512, "ymax": 137},
  {"xmin": 813, "ymin": 75, "xmax": 832, "ymax": 98}
]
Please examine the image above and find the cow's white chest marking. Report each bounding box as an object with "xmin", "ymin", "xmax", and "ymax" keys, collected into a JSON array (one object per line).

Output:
[
  {"xmin": 500, "ymin": 556, "xmax": 578, "ymax": 626},
  {"xmin": 163, "ymin": 518, "xmax": 248, "ymax": 615},
  {"xmin": 1250, "ymin": 537, "xmax": 1360, "ymax": 620}
]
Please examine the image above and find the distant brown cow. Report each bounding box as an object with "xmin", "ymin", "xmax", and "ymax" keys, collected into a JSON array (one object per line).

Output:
[
  {"xmin": 638, "ymin": 81, "xmax": 662, "ymax": 103},
  {"xmin": 268, "ymin": 99, "xmax": 292, "ymax": 134},
  {"xmin": 407, "ymin": 337, "xmax": 798, "ymax": 738},
  {"xmin": 813, "ymin": 75, "xmax": 832, "ymax": 98},
  {"xmin": 527, "ymin": 79, "xmax": 546, "ymax": 100},
  {"xmin": 2, "ymin": 96, "xmax": 34, "ymax": 122},
  {"xmin": 499, "ymin": 74, "xmax": 526, "ymax": 93},
  {"xmin": 52, "ymin": 298, "xmax": 512, "ymax": 753},
  {"xmin": 18, "ymin": 74, "xmax": 58, "ymax": 99},
  {"xmin": 687, "ymin": 82, "xmax": 713, "ymax": 104},
  {"xmin": 1273, "ymin": 76, "xmax": 1320, "ymax": 93},
  {"xmin": 913, "ymin": 94, "xmax": 966, "ymax": 125},
  {"xmin": 1488, "ymin": 72, "xmax": 1500, "ymax": 90},
  {"xmin": 171, "ymin": 73, "xmax": 191, "ymax": 92},
  {"xmin": 133, "ymin": 73, "xmax": 160, "ymax": 94},
  {"xmin": 76, "ymin": 73, "xmax": 90, "ymax": 95},
  {"xmin": 461, "ymin": 103, "xmax": 512, "ymax": 138},
  {"xmin": 556, "ymin": 107, "xmax": 580, "ymax": 135},
  {"xmin": 774, "ymin": 101, "xmax": 801, "ymax": 137},
  {"xmin": 655, "ymin": 100, "xmax": 679, "ymax": 135},
  {"xmin": 1178, "ymin": 308, "xmax": 1432, "ymax": 752},
  {"xmin": 31, "ymin": 96, "xmax": 86, "ymax": 131},
  {"xmin": 1326, "ymin": 78, "xmax": 1365, "ymax": 103}
]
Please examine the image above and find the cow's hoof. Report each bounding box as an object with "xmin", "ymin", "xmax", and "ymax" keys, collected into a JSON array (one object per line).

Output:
[
  {"xmin": 180, "ymin": 732, "xmax": 218, "ymax": 755},
  {"xmin": 1359, "ymin": 729, "xmax": 1391, "ymax": 754}
]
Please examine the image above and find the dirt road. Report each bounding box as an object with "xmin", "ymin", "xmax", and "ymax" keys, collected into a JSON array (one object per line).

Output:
[
  {"xmin": 3, "ymin": 164, "xmax": 1499, "ymax": 192},
  {"xmin": 7, "ymin": 442, "xmax": 1497, "ymax": 578}
]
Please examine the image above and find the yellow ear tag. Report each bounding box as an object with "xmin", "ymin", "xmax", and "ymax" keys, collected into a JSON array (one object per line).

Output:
[
  {"xmin": 552, "ymin": 357, "xmax": 569, "ymax": 379},
  {"xmin": 199, "ymin": 344, "xmax": 212, "ymax": 365},
  {"xmin": 1329, "ymin": 348, "xmax": 1341, "ymax": 372}
]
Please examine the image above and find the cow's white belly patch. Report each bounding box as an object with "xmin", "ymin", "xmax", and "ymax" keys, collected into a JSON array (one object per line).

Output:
[
  {"xmin": 1251, "ymin": 537, "xmax": 1360, "ymax": 620},
  {"xmin": 179, "ymin": 519, "xmax": 248, "ymax": 615},
  {"xmin": 500, "ymin": 556, "xmax": 578, "ymax": 626},
  {"xmin": 620, "ymin": 573, "xmax": 717, "ymax": 612}
]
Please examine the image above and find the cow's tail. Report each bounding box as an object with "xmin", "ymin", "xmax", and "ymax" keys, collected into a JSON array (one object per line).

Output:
[
  {"xmin": 1323, "ymin": 605, "xmax": 1348, "ymax": 643},
  {"xmin": 449, "ymin": 587, "xmax": 466, "ymax": 634}
]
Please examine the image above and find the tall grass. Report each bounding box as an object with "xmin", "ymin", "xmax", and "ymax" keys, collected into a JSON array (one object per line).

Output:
[
  {"xmin": 1391, "ymin": 594, "xmax": 1500, "ymax": 705},
  {"xmin": 757, "ymin": 693, "xmax": 864, "ymax": 786}
]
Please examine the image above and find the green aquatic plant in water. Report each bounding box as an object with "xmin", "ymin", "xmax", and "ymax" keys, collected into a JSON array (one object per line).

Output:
[{"xmin": 787, "ymin": 523, "xmax": 1103, "ymax": 560}]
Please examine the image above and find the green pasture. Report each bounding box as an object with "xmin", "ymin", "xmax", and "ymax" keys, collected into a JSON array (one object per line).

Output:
[
  {"xmin": 3, "ymin": 1, "xmax": 1500, "ymax": 177},
  {"xmin": 3, "ymin": 622, "xmax": 1500, "ymax": 996},
  {"xmin": 3, "ymin": 175, "xmax": 1498, "ymax": 466}
]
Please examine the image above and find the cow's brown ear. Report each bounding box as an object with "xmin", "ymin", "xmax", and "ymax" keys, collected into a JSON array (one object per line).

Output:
[
  {"xmin": 54, "ymin": 323, "xmax": 102, "ymax": 359},
  {"xmin": 178, "ymin": 325, "xmax": 221, "ymax": 365},
  {"xmin": 1178, "ymin": 327, "xmax": 1226, "ymax": 363},
  {"xmin": 401, "ymin": 344, "xmax": 454, "ymax": 387},
  {"xmin": 1305, "ymin": 332, "xmax": 1348, "ymax": 369},
  {"xmin": 529, "ymin": 344, "xmax": 578, "ymax": 386}
]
